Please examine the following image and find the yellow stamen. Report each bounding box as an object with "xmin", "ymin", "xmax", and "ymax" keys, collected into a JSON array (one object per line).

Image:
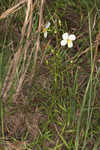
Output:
[
  {"xmin": 67, "ymin": 39, "xmax": 71, "ymax": 45},
  {"xmin": 43, "ymin": 28, "xmax": 47, "ymax": 33}
]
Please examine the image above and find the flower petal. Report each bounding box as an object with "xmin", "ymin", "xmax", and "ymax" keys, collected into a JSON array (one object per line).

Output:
[
  {"xmin": 62, "ymin": 33, "xmax": 68, "ymax": 40},
  {"xmin": 69, "ymin": 34, "xmax": 76, "ymax": 41},
  {"xmin": 45, "ymin": 22, "xmax": 51, "ymax": 28},
  {"xmin": 68, "ymin": 41, "xmax": 73, "ymax": 48},
  {"xmin": 44, "ymin": 31, "xmax": 48, "ymax": 38},
  {"xmin": 61, "ymin": 40, "xmax": 67, "ymax": 46}
]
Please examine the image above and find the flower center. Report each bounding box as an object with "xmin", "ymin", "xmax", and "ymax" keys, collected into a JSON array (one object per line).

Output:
[
  {"xmin": 67, "ymin": 39, "xmax": 71, "ymax": 45},
  {"xmin": 43, "ymin": 28, "xmax": 47, "ymax": 33}
]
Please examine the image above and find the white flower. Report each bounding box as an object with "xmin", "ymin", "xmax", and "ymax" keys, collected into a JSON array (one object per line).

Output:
[
  {"xmin": 61, "ymin": 32, "xmax": 76, "ymax": 48},
  {"xmin": 43, "ymin": 22, "xmax": 51, "ymax": 38}
]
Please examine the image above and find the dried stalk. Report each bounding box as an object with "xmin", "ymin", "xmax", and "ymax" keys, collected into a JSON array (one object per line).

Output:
[
  {"xmin": 1, "ymin": 0, "xmax": 37, "ymax": 102},
  {"xmin": 31, "ymin": 0, "xmax": 45, "ymax": 80},
  {"xmin": 0, "ymin": 0, "xmax": 26, "ymax": 20}
]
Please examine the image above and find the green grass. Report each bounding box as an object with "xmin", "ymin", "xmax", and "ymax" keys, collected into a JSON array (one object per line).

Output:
[{"xmin": 0, "ymin": 0, "xmax": 100, "ymax": 149}]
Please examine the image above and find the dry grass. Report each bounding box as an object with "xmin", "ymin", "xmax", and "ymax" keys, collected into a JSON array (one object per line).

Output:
[
  {"xmin": 0, "ymin": 0, "xmax": 45, "ymax": 103},
  {"xmin": 0, "ymin": 0, "xmax": 26, "ymax": 20},
  {"xmin": 0, "ymin": 1, "xmax": 46, "ymax": 147}
]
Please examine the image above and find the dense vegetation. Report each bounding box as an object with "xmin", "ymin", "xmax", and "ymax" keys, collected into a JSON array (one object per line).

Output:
[{"xmin": 0, "ymin": 0, "xmax": 100, "ymax": 149}]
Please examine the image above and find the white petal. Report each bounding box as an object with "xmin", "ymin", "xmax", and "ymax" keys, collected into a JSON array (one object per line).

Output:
[
  {"xmin": 62, "ymin": 32, "xmax": 68, "ymax": 40},
  {"xmin": 45, "ymin": 22, "xmax": 51, "ymax": 28},
  {"xmin": 69, "ymin": 34, "xmax": 76, "ymax": 41},
  {"xmin": 68, "ymin": 41, "xmax": 73, "ymax": 48},
  {"xmin": 44, "ymin": 31, "xmax": 47, "ymax": 38},
  {"xmin": 61, "ymin": 40, "xmax": 67, "ymax": 46}
]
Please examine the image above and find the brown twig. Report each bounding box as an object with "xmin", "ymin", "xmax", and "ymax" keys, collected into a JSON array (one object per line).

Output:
[
  {"xmin": 0, "ymin": 0, "xmax": 26, "ymax": 20},
  {"xmin": 31, "ymin": 0, "xmax": 45, "ymax": 80}
]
